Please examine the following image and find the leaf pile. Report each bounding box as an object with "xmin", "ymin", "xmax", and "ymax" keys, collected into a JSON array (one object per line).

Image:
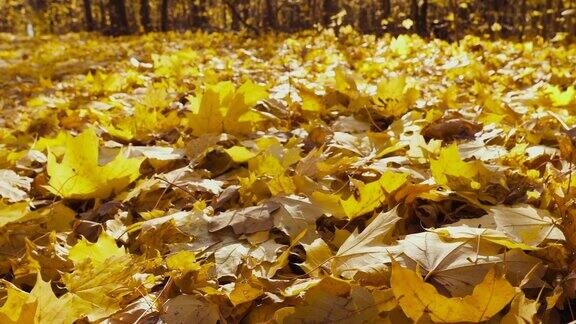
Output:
[{"xmin": 0, "ymin": 30, "xmax": 575, "ymax": 323}]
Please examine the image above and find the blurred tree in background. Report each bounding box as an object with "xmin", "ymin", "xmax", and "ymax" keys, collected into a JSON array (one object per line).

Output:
[{"xmin": 0, "ymin": 0, "xmax": 574, "ymax": 40}]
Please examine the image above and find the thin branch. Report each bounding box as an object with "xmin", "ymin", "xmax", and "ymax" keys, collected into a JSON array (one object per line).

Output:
[{"xmin": 223, "ymin": 0, "xmax": 260, "ymax": 35}]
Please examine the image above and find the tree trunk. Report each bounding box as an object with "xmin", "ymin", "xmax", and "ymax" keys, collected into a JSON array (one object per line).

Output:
[
  {"xmin": 520, "ymin": 0, "xmax": 527, "ymax": 39},
  {"xmin": 418, "ymin": 0, "xmax": 428, "ymax": 37},
  {"xmin": 555, "ymin": 0, "xmax": 563, "ymax": 33},
  {"xmin": 323, "ymin": 0, "xmax": 338, "ymax": 27},
  {"xmin": 411, "ymin": 0, "xmax": 428, "ymax": 36},
  {"xmin": 140, "ymin": 0, "xmax": 151, "ymax": 32},
  {"xmin": 411, "ymin": 0, "xmax": 419, "ymax": 30},
  {"xmin": 189, "ymin": 2, "xmax": 208, "ymax": 29},
  {"xmin": 381, "ymin": 0, "xmax": 391, "ymax": 19},
  {"xmin": 410, "ymin": 0, "xmax": 428, "ymax": 36},
  {"xmin": 28, "ymin": 0, "xmax": 47, "ymax": 11},
  {"xmin": 83, "ymin": 0, "xmax": 95, "ymax": 31},
  {"xmin": 543, "ymin": 0, "xmax": 553, "ymax": 37},
  {"xmin": 264, "ymin": 0, "xmax": 277, "ymax": 30},
  {"xmin": 99, "ymin": 0, "xmax": 107, "ymax": 30},
  {"xmin": 451, "ymin": 0, "xmax": 459, "ymax": 42},
  {"xmin": 161, "ymin": 0, "xmax": 170, "ymax": 31},
  {"xmin": 358, "ymin": 6, "xmax": 370, "ymax": 33},
  {"xmin": 110, "ymin": 0, "xmax": 129, "ymax": 35}
]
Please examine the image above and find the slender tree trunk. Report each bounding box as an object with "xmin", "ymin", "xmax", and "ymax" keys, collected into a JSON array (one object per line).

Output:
[
  {"xmin": 381, "ymin": 0, "xmax": 391, "ymax": 18},
  {"xmin": 264, "ymin": 0, "xmax": 277, "ymax": 30},
  {"xmin": 99, "ymin": 0, "xmax": 107, "ymax": 30},
  {"xmin": 83, "ymin": 0, "xmax": 95, "ymax": 31},
  {"xmin": 189, "ymin": 3, "xmax": 208, "ymax": 29},
  {"xmin": 109, "ymin": 0, "xmax": 129, "ymax": 35},
  {"xmin": 555, "ymin": 0, "xmax": 563, "ymax": 33},
  {"xmin": 28, "ymin": 0, "xmax": 47, "ymax": 11},
  {"xmin": 412, "ymin": 0, "xmax": 428, "ymax": 36},
  {"xmin": 411, "ymin": 0, "xmax": 419, "ymax": 30},
  {"xmin": 419, "ymin": 0, "xmax": 428, "ymax": 37},
  {"xmin": 520, "ymin": 0, "xmax": 527, "ymax": 40},
  {"xmin": 358, "ymin": 6, "xmax": 370, "ymax": 33},
  {"xmin": 161, "ymin": 0, "xmax": 170, "ymax": 31},
  {"xmin": 451, "ymin": 0, "xmax": 459, "ymax": 42},
  {"xmin": 543, "ymin": 0, "xmax": 553, "ymax": 37},
  {"xmin": 573, "ymin": 0, "xmax": 576, "ymax": 36},
  {"xmin": 140, "ymin": 0, "xmax": 151, "ymax": 32},
  {"xmin": 323, "ymin": 0, "xmax": 338, "ymax": 26}
]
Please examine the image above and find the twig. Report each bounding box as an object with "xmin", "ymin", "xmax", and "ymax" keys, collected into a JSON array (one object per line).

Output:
[{"xmin": 223, "ymin": 0, "xmax": 260, "ymax": 35}]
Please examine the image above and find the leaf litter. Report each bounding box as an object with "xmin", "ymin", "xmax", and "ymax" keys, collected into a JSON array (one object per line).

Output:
[{"xmin": 0, "ymin": 30, "xmax": 575, "ymax": 322}]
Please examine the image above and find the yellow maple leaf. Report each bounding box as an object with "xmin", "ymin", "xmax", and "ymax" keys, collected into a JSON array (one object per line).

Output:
[
  {"xmin": 46, "ymin": 128, "xmax": 143, "ymax": 199},
  {"xmin": 312, "ymin": 171, "xmax": 408, "ymax": 219},
  {"xmin": 300, "ymin": 238, "xmax": 333, "ymax": 276},
  {"xmin": 390, "ymin": 34, "xmax": 411, "ymax": 56},
  {"xmin": 430, "ymin": 143, "xmax": 484, "ymax": 188},
  {"xmin": 391, "ymin": 261, "xmax": 516, "ymax": 323},
  {"xmin": 545, "ymin": 85, "xmax": 575, "ymax": 107},
  {"xmin": 373, "ymin": 75, "xmax": 420, "ymax": 117},
  {"xmin": 166, "ymin": 251, "xmax": 201, "ymax": 273},
  {"xmin": 104, "ymin": 88, "xmax": 180, "ymax": 141},
  {"xmin": 62, "ymin": 234, "xmax": 147, "ymax": 321},
  {"xmin": 224, "ymin": 145, "xmax": 257, "ymax": 163},
  {"xmin": 0, "ymin": 201, "xmax": 29, "ymax": 227},
  {"xmin": 187, "ymin": 80, "xmax": 268, "ymax": 136},
  {"xmin": 68, "ymin": 232, "xmax": 126, "ymax": 266},
  {"xmin": 31, "ymin": 275, "xmax": 92, "ymax": 324},
  {"xmin": 501, "ymin": 292, "xmax": 539, "ymax": 324},
  {"xmin": 0, "ymin": 280, "xmax": 37, "ymax": 324},
  {"xmin": 0, "ymin": 274, "xmax": 92, "ymax": 324},
  {"xmin": 299, "ymin": 87, "xmax": 325, "ymax": 113},
  {"xmin": 229, "ymin": 281, "xmax": 263, "ymax": 306}
]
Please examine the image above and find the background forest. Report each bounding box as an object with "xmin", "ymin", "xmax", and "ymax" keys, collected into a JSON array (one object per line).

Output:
[{"xmin": 1, "ymin": 0, "xmax": 575, "ymax": 40}]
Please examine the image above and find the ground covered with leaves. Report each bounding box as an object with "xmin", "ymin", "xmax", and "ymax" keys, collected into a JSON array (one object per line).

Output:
[{"xmin": 0, "ymin": 29, "xmax": 575, "ymax": 323}]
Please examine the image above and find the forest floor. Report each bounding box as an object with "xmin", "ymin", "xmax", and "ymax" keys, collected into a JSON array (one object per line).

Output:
[{"xmin": 0, "ymin": 30, "xmax": 575, "ymax": 323}]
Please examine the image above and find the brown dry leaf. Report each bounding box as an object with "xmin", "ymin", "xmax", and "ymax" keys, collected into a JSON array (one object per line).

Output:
[
  {"xmin": 399, "ymin": 231, "xmax": 546, "ymax": 296},
  {"xmin": 284, "ymin": 277, "xmax": 381, "ymax": 323},
  {"xmin": 332, "ymin": 207, "xmax": 401, "ymax": 278},
  {"xmin": 214, "ymin": 241, "xmax": 251, "ymax": 278},
  {"xmin": 488, "ymin": 205, "xmax": 565, "ymax": 246},
  {"xmin": 161, "ymin": 295, "xmax": 221, "ymax": 324},
  {"xmin": 455, "ymin": 205, "xmax": 565, "ymax": 246},
  {"xmin": 0, "ymin": 170, "xmax": 32, "ymax": 202},
  {"xmin": 269, "ymin": 195, "xmax": 324, "ymax": 242},
  {"xmin": 422, "ymin": 118, "xmax": 483, "ymax": 141},
  {"xmin": 208, "ymin": 203, "xmax": 278, "ymax": 235}
]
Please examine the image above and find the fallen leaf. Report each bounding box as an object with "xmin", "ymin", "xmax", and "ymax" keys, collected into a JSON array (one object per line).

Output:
[
  {"xmin": 0, "ymin": 169, "xmax": 32, "ymax": 202},
  {"xmin": 300, "ymin": 238, "xmax": 333, "ymax": 275},
  {"xmin": 391, "ymin": 261, "xmax": 516, "ymax": 323},
  {"xmin": 488, "ymin": 204, "xmax": 565, "ymax": 246},
  {"xmin": 332, "ymin": 207, "xmax": 401, "ymax": 278},
  {"xmin": 430, "ymin": 143, "xmax": 485, "ymax": 188},
  {"xmin": 422, "ymin": 118, "xmax": 482, "ymax": 141},
  {"xmin": 312, "ymin": 171, "xmax": 407, "ymax": 219},
  {"xmin": 208, "ymin": 203, "xmax": 277, "ymax": 235},
  {"xmin": 46, "ymin": 128, "xmax": 143, "ymax": 199},
  {"xmin": 399, "ymin": 231, "xmax": 546, "ymax": 296},
  {"xmin": 501, "ymin": 292, "xmax": 539, "ymax": 324},
  {"xmin": 161, "ymin": 295, "xmax": 220, "ymax": 324}
]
